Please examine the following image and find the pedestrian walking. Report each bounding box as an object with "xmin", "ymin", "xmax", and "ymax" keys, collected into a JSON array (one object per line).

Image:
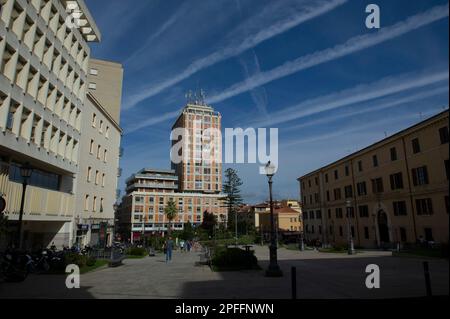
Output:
[{"xmin": 165, "ymin": 237, "xmax": 174, "ymax": 262}]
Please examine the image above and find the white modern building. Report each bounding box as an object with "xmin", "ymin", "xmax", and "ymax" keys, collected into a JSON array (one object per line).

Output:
[{"xmin": 0, "ymin": 0, "xmax": 119, "ymax": 250}]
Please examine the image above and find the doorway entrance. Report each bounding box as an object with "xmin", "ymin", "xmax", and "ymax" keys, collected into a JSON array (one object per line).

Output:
[{"xmin": 377, "ymin": 210, "xmax": 390, "ymax": 243}]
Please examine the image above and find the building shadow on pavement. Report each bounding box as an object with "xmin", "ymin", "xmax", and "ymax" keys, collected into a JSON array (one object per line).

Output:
[
  {"xmin": 0, "ymin": 274, "xmax": 96, "ymax": 299},
  {"xmin": 179, "ymin": 256, "xmax": 449, "ymax": 299}
]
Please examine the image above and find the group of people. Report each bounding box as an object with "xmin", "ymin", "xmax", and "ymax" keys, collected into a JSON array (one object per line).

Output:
[{"xmin": 162, "ymin": 237, "xmax": 197, "ymax": 262}]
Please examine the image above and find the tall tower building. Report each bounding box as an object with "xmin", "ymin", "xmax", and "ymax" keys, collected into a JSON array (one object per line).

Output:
[{"xmin": 171, "ymin": 98, "xmax": 222, "ymax": 194}]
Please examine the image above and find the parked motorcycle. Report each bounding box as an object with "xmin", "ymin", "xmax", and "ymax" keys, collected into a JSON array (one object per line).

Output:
[{"xmin": 0, "ymin": 250, "xmax": 29, "ymax": 282}]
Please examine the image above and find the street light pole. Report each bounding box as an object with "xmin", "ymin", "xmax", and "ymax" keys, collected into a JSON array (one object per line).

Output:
[
  {"xmin": 265, "ymin": 161, "xmax": 282, "ymax": 277},
  {"xmin": 18, "ymin": 162, "xmax": 33, "ymax": 251},
  {"xmin": 345, "ymin": 199, "xmax": 355, "ymax": 255}
]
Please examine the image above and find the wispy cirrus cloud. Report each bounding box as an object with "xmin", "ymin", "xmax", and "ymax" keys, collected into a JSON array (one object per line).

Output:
[
  {"xmin": 282, "ymin": 108, "xmax": 444, "ymax": 147},
  {"xmin": 125, "ymin": 110, "xmax": 181, "ymax": 135},
  {"xmin": 123, "ymin": 3, "xmax": 190, "ymax": 67},
  {"xmin": 123, "ymin": 0, "xmax": 348, "ymax": 110},
  {"xmin": 283, "ymin": 85, "xmax": 449, "ymax": 132},
  {"xmin": 207, "ymin": 3, "xmax": 450, "ymax": 104},
  {"xmin": 249, "ymin": 68, "xmax": 449, "ymax": 128}
]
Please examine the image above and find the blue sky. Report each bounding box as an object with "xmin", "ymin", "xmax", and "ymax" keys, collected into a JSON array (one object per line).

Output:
[{"xmin": 85, "ymin": 0, "xmax": 449, "ymax": 203}]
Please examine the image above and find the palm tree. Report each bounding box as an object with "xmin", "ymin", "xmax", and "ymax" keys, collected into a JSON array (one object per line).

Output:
[{"xmin": 164, "ymin": 199, "xmax": 178, "ymax": 235}]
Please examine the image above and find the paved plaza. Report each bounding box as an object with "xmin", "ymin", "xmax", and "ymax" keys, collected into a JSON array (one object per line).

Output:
[{"xmin": 0, "ymin": 246, "xmax": 448, "ymax": 299}]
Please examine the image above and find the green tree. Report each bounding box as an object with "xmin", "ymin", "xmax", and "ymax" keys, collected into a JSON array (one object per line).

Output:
[
  {"xmin": 164, "ymin": 199, "xmax": 178, "ymax": 235},
  {"xmin": 200, "ymin": 210, "xmax": 217, "ymax": 238},
  {"xmin": 221, "ymin": 168, "xmax": 243, "ymax": 243},
  {"xmin": 179, "ymin": 221, "xmax": 195, "ymax": 241}
]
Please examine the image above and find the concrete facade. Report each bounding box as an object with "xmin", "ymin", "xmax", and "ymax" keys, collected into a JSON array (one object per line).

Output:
[
  {"xmin": 0, "ymin": 0, "xmax": 100, "ymax": 249},
  {"xmin": 298, "ymin": 110, "xmax": 449, "ymax": 248}
]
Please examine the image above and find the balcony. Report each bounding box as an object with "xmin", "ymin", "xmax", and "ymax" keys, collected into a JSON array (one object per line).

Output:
[
  {"xmin": 126, "ymin": 182, "xmax": 178, "ymax": 192},
  {"xmin": 1, "ymin": 181, "xmax": 74, "ymax": 221}
]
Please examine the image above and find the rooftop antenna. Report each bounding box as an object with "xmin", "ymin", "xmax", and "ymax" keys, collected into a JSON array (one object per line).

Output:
[{"xmin": 384, "ymin": 131, "xmax": 388, "ymax": 137}]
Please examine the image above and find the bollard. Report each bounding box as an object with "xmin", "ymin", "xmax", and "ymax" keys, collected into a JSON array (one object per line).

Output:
[
  {"xmin": 423, "ymin": 261, "xmax": 432, "ymax": 297},
  {"xmin": 291, "ymin": 266, "xmax": 297, "ymax": 299}
]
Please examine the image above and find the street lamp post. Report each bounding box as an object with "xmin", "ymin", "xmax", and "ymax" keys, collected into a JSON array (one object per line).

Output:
[
  {"xmin": 111, "ymin": 203, "xmax": 118, "ymax": 262},
  {"xmin": 18, "ymin": 162, "xmax": 33, "ymax": 250},
  {"xmin": 264, "ymin": 161, "xmax": 282, "ymax": 277},
  {"xmin": 345, "ymin": 199, "xmax": 355, "ymax": 255}
]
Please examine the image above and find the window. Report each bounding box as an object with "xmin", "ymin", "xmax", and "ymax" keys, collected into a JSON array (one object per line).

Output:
[
  {"xmin": 87, "ymin": 166, "xmax": 92, "ymax": 182},
  {"xmin": 103, "ymin": 149, "xmax": 107, "ymax": 162},
  {"xmin": 88, "ymin": 82, "xmax": 97, "ymax": 90},
  {"xmin": 314, "ymin": 193, "xmax": 319, "ymax": 203},
  {"xmin": 93, "ymin": 196, "xmax": 97, "ymax": 212},
  {"xmin": 316, "ymin": 210, "xmax": 322, "ymax": 219},
  {"xmin": 445, "ymin": 160, "xmax": 449, "ymax": 180},
  {"xmin": 308, "ymin": 180, "xmax": 311, "ymax": 187},
  {"xmin": 325, "ymin": 174, "xmax": 328, "ymax": 183},
  {"xmin": 358, "ymin": 161, "xmax": 363, "ymax": 172},
  {"xmin": 390, "ymin": 147, "xmax": 398, "ymax": 161},
  {"xmin": 327, "ymin": 209, "xmax": 331, "ymax": 219},
  {"xmin": 393, "ymin": 201, "xmax": 407, "ymax": 216},
  {"xmin": 334, "ymin": 170, "xmax": 338, "ymax": 180},
  {"xmin": 359, "ymin": 205, "xmax": 369, "ymax": 218},
  {"xmin": 335, "ymin": 208, "xmax": 343, "ymax": 218},
  {"xmin": 357, "ymin": 182, "xmax": 367, "ymax": 196},
  {"xmin": 334, "ymin": 188, "xmax": 341, "ymax": 200},
  {"xmin": 412, "ymin": 138, "xmax": 420, "ymax": 154},
  {"xmin": 315, "ymin": 177, "xmax": 319, "ymax": 185},
  {"xmin": 344, "ymin": 185, "xmax": 353, "ymax": 198},
  {"xmin": 372, "ymin": 155, "xmax": 378, "ymax": 167},
  {"xmin": 326, "ymin": 191, "xmax": 330, "ymax": 201},
  {"xmin": 100, "ymin": 198, "xmax": 104, "ymax": 213},
  {"xmin": 303, "ymin": 212, "xmax": 308, "ymax": 220},
  {"xmin": 372, "ymin": 177, "xmax": 384, "ymax": 193},
  {"xmin": 400, "ymin": 228, "xmax": 407, "ymax": 242},
  {"xmin": 390, "ymin": 172, "xmax": 404, "ymax": 190},
  {"xmin": 84, "ymin": 195, "xmax": 89, "ymax": 211},
  {"xmin": 92, "ymin": 113, "xmax": 96, "ymax": 127},
  {"xmin": 412, "ymin": 166, "xmax": 429, "ymax": 186},
  {"xmin": 97, "ymin": 145, "xmax": 101, "ymax": 159},
  {"xmin": 364, "ymin": 227, "xmax": 369, "ymax": 239},
  {"xmin": 346, "ymin": 207, "xmax": 355, "ymax": 218},
  {"xmin": 439, "ymin": 127, "xmax": 449, "ymax": 144},
  {"xmin": 89, "ymin": 139, "xmax": 94, "ymax": 154},
  {"xmin": 345, "ymin": 165, "xmax": 349, "ymax": 176},
  {"xmin": 90, "ymin": 68, "xmax": 98, "ymax": 75},
  {"xmin": 102, "ymin": 173, "xmax": 105, "ymax": 187},
  {"xmin": 105, "ymin": 126, "xmax": 110, "ymax": 138},
  {"xmin": 309, "ymin": 211, "xmax": 315, "ymax": 219},
  {"xmin": 416, "ymin": 198, "xmax": 433, "ymax": 215},
  {"xmin": 136, "ymin": 196, "xmax": 144, "ymax": 203},
  {"xmin": 339, "ymin": 226, "xmax": 343, "ymax": 237},
  {"xmin": 99, "ymin": 120, "xmax": 103, "ymax": 133},
  {"xmin": 95, "ymin": 170, "xmax": 99, "ymax": 185}
]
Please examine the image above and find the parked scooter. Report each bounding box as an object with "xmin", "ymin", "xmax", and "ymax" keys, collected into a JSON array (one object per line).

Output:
[{"xmin": 0, "ymin": 250, "xmax": 29, "ymax": 282}]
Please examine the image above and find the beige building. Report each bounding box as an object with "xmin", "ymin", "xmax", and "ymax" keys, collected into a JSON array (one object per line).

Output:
[
  {"xmin": 0, "ymin": 0, "xmax": 100, "ymax": 249},
  {"xmin": 171, "ymin": 102, "xmax": 222, "ymax": 194},
  {"xmin": 298, "ymin": 110, "xmax": 449, "ymax": 248},
  {"xmin": 119, "ymin": 99, "xmax": 227, "ymax": 242},
  {"xmin": 119, "ymin": 168, "xmax": 226, "ymax": 242},
  {"xmin": 73, "ymin": 58, "xmax": 123, "ymax": 247},
  {"xmin": 253, "ymin": 200, "xmax": 302, "ymax": 235}
]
